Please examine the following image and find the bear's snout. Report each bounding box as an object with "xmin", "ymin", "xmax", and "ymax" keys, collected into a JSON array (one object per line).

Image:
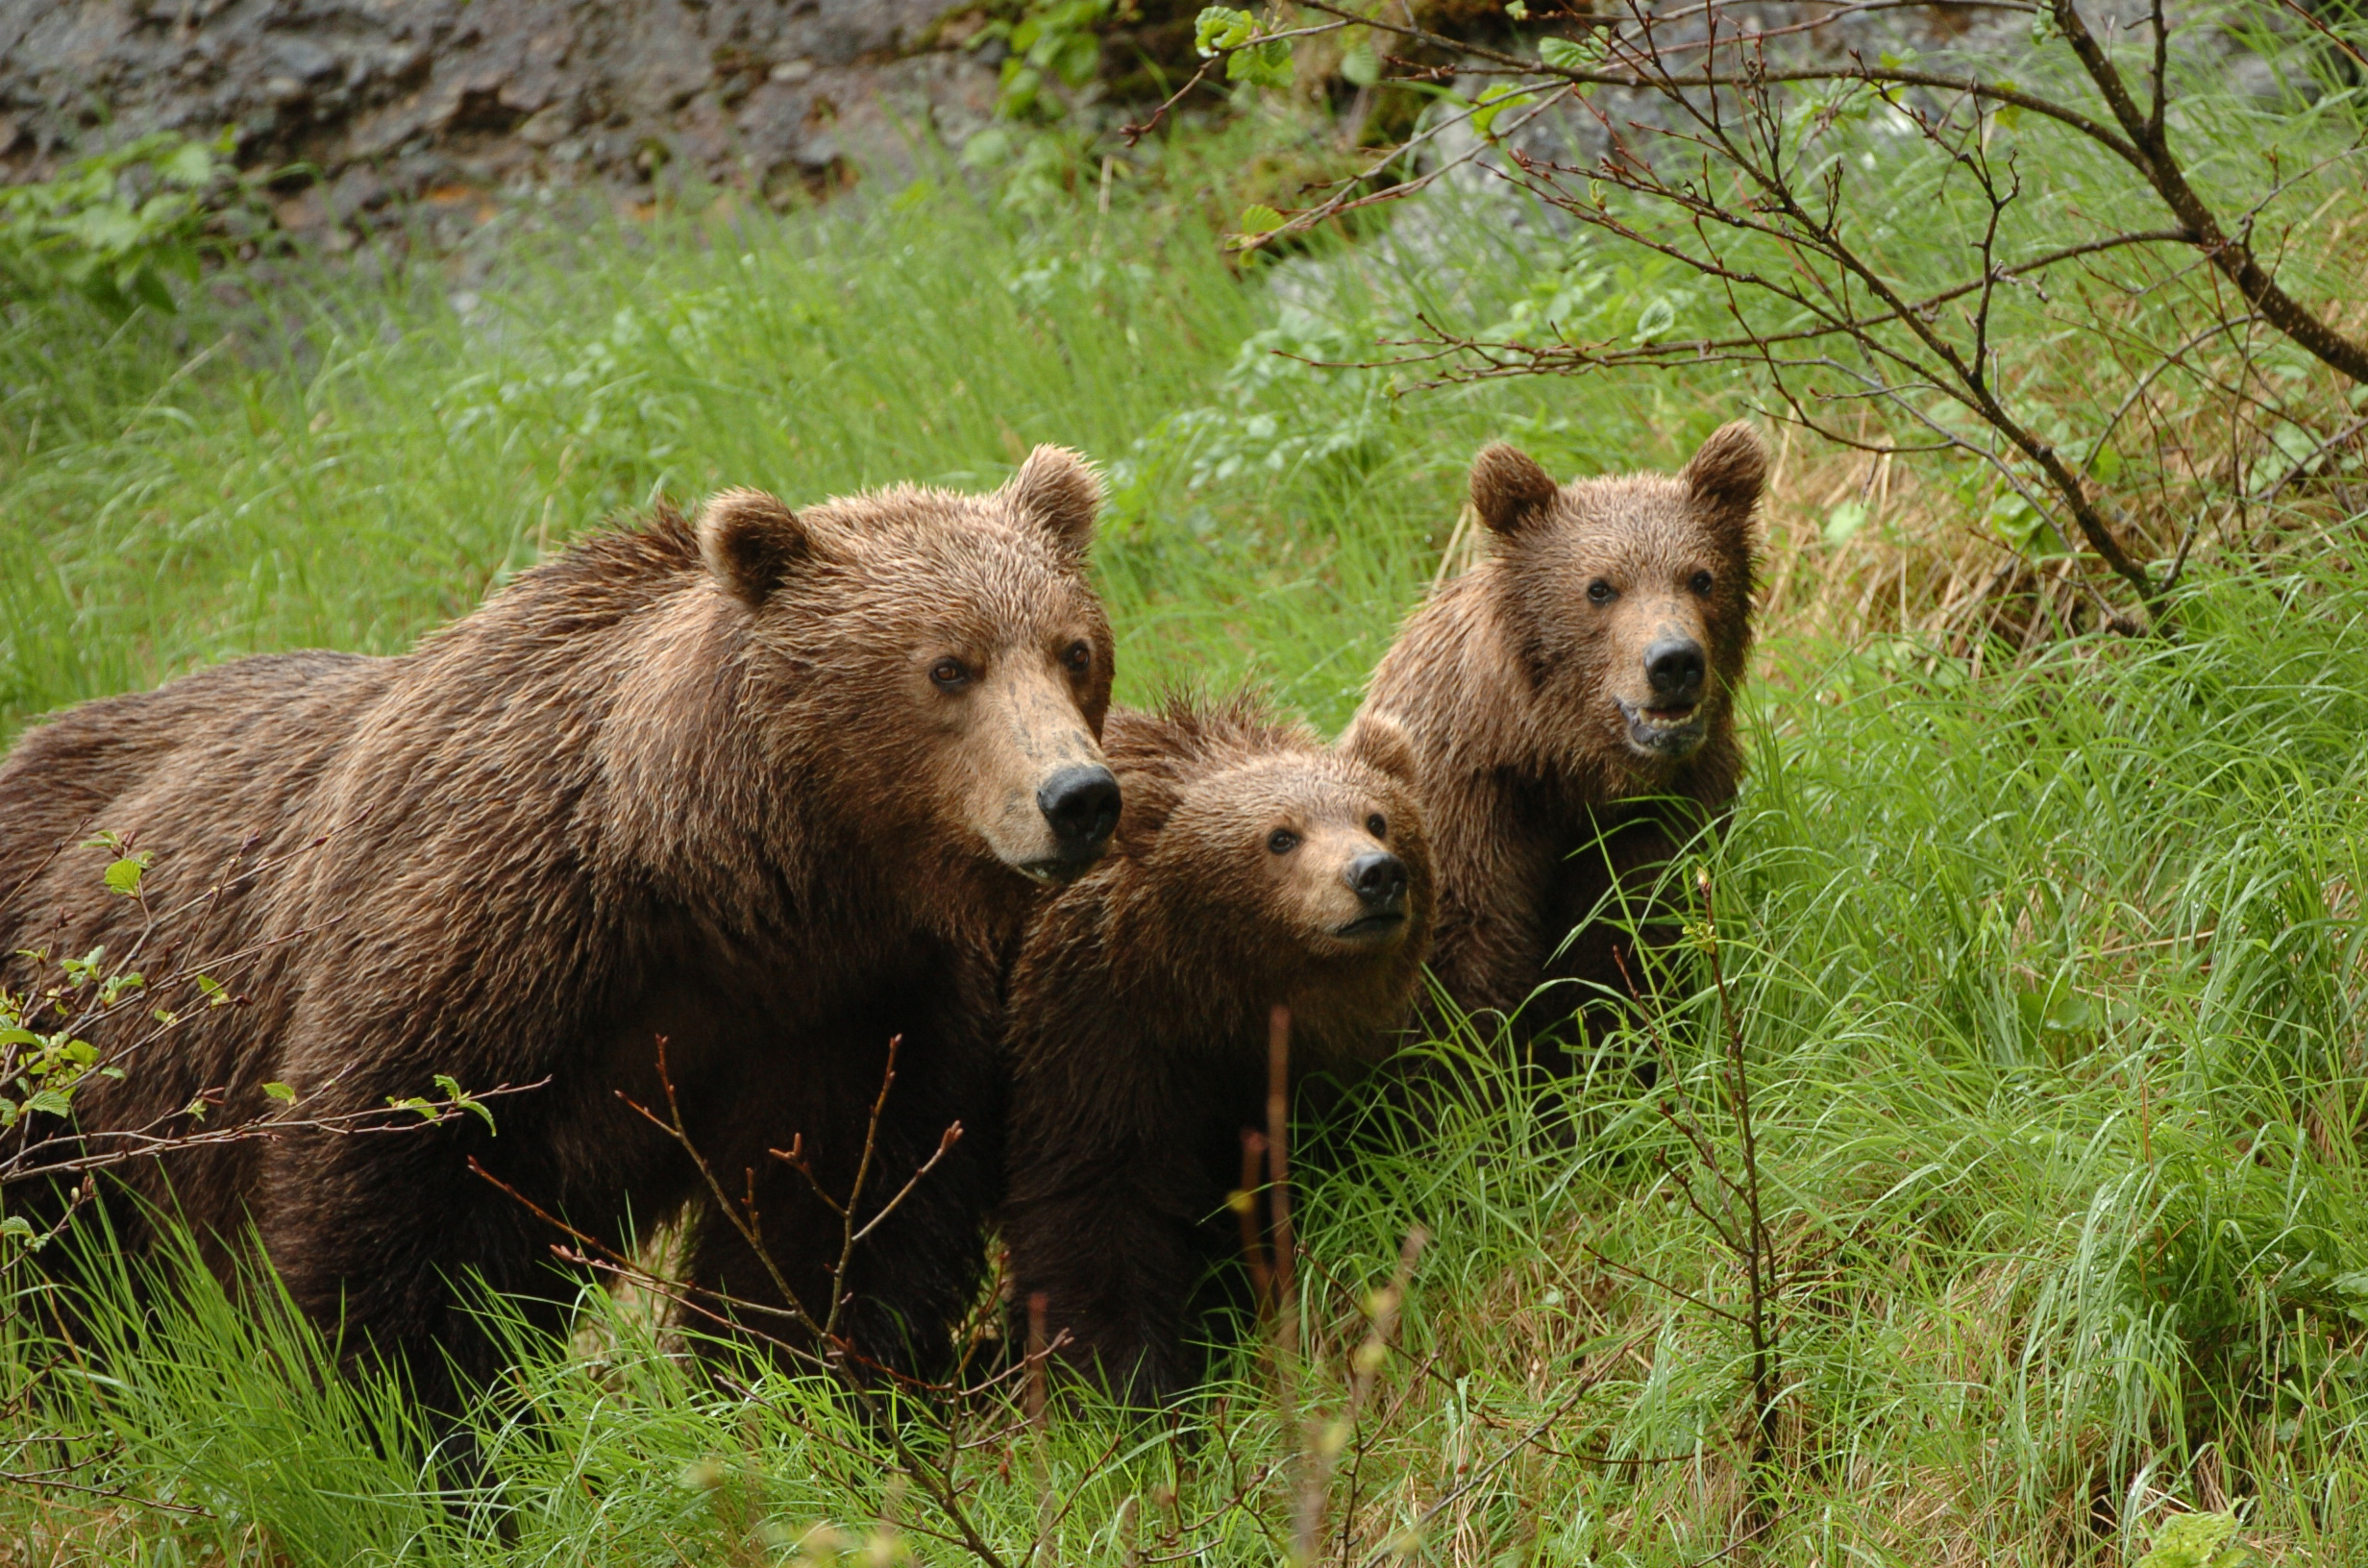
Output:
[
  {"xmin": 1347, "ymin": 850, "xmax": 1408, "ymax": 907},
  {"xmin": 1337, "ymin": 849, "xmax": 1411, "ymax": 940},
  {"xmin": 1616, "ymin": 633, "xmax": 1713, "ymax": 758},
  {"xmin": 1643, "ymin": 636, "xmax": 1707, "ymax": 709},
  {"xmin": 1036, "ymin": 764, "xmax": 1122, "ymax": 870}
]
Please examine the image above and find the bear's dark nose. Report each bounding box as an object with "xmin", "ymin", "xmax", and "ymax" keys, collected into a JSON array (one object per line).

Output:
[
  {"xmin": 1346, "ymin": 850, "xmax": 1409, "ymax": 910},
  {"xmin": 1038, "ymin": 765, "xmax": 1121, "ymax": 860},
  {"xmin": 1643, "ymin": 637, "xmax": 1707, "ymax": 707}
]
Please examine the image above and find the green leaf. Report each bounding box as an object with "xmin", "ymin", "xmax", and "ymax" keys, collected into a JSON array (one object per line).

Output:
[
  {"xmin": 1340, "ymin": 38, "xmax": 1380, "ymax": 87},
  {"xmin": 1470, "ymin": 85, "xmax": 1536, "ymax": 137},
  {"xmin": 2134, "ymin": 1509, "xmax": 2249, "ymax": 1568},
  {"xmin": 1195, "ymin": 6, "xmax": 1255, "ymax": 57},
  {"xmin": 1238, "ymin": 204, "xmax": 1288, "ymax": 236},
  {"xmin": 1822, "ymin": 500, "xmax": 1869, "ymax": 546},
  {"xmin": 261, "ymin": 1081, "xmax": 297, "ymax": 1104},
  {"xmin": 1987, "ymin": 79, "xmax": 2024, "ymax": 130},
  {"xmin": 1986, "ymin": 491, "xmax": 2058, "ymax": 552},
  {"xmin": 160, "ymin": 140, "xmax": 216, "ymax": 187},
  {"xmin": 1631, "ymin": 296, "xmax": 1677, "ymax": 342},
  {"xmin": 70, "ymin": 204, "xmax": 146, "ymax": 256},
  {"xmin": 1054, "ymin": 29, "xmax": 1101, "ymax": 87},
  {"xmin": 1227, "ymin": 37, "xmax": 1294, "ymax": 88},
  {"xmin": 2016, "ymin": 981, "xmax": 2099, "ymax": 1041},
  {"xmin": 1539, "ymin": 34, "xmax": 1608, "ymax": 72},
  {"xmin": 103, "ymin": 853, "xmax": 151, "ymax": 897},
  {"xmin": 181, "ymin": 1095, "xmax": 209, "ymax": 1122},
  {"xmin": 434, "ymin": 1073, "xmax": 498, "ymax": 1133},
  {"xmin": 124, "ymin": 260, "xmax": 178, "ymax": 315}
]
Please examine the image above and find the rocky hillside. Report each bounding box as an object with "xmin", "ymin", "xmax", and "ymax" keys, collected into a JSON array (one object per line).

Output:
[{"xmin": 2, "ymin": 1, "xmax": 1006, "ymax": 243}]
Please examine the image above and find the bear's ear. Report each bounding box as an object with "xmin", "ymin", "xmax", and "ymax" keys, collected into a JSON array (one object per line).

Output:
[
  {"xmin": 1000, "ymin": 444, "xmax": 1103, "ymax": 562},
  {"xmin": 1344, "ymin": 712, "xmax": 1421, "ymax": 790},
  {"xmin": 1469, "ymin": 443, "xmax": 1562, "ymax": 537},
  {"xmin": 1680, "ymin": 421, "xmax": 1768, "ymax": 516},
  {"xmin": 697, "ymin": 487, "xmax": 810, "ymax": 606}
]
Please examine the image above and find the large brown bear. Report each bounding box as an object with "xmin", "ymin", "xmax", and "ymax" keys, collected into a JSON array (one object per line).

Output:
[
  {"xmin": 1346, "ymin": 422, "xmax": 1765, "ymax": 1058},
  {"xmin": 0, "ymin": 448, "xmax": 1122, "ymax": 1409},
  {"xmin": 999, "ymin": 694, "xmax": 1431, "ymax": 1405}
]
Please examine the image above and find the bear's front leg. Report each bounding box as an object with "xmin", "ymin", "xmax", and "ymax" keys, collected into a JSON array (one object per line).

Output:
[
  {"xmin": 1540, "ymin": 807, "xmax": 1691, "ymax": 1071},
  {"xmin": 253, "ymin": 1114, "xmax": 579, "ymax": 1419},
  {"xmin": 1002, "ymin": 1144, "xmax": 1214, "ymax": 1409},
  {"xmin": 679, "ymin": 1011, "xmax": 1004, "ymax": 1386}
]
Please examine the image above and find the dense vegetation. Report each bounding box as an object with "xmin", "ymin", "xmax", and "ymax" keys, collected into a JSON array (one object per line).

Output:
[{"xmin": 2, "ymin": 33, "xmax": 2364, "ymax": 1565}]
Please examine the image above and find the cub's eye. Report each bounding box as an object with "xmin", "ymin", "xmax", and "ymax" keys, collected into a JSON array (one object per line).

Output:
[
  {"xmin": 1690, "ymin": 571, "xmax": 1714, "ymax": 596},
  {"xmin": 1267, "ymin": 828, "xmax": 1300, "ymax": 856},
  {"xmin": 929, "ymin": 657, "xmax": 971, "ymax": 690},
  {"xmin": 1061, "ymin": 641, "xmax": 1093, "ymax": 674},
  {"xmin": 1366, "ymin": 814, "xmax": 1387, "ymax": 839},
  {"xmin": 1587, "ymin": 579, "xmax": 1615, "ymax": 605}
]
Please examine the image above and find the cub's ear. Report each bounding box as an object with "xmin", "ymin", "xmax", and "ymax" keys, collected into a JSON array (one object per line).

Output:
[
  {"xmin": 1001, "ymin": 444, "xmax": 1103, "ymax": 561},
  {"xmin": 697, "ymin": 487, "xmax": 809, "ymax": 606},
  {"xmin": 1344, "ymin": 712, "xmax": 1422, "ymax": 790},
  {"xmin": 1680, "ymin": 421, "xmax": 1768, "ymax": 515},
  {"xmin": 1469, "ymin": 443, "xmax": 1562, "ymax": 536}
]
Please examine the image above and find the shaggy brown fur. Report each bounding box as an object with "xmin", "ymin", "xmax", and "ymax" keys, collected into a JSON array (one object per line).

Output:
[
  {"xmin": 1346, "ymin": 423, "xmax": 1766, "ymax": 1056},
  {"xmin": 999, "ymin": 695, "xmax": 1432, "ymax": 1405},
  {"xmin": 0, "ymin": 448, "xmax": 1121, "ymax": 1409}
]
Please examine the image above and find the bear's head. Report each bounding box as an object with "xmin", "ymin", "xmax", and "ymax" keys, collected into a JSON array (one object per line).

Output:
[
  {"xmin": 1469, "ymin": 421, "xmax": 1765, "ymax": 777},
  {"xmin": 1109, "ymin": 699, "xmax": 1433, "ymax": 1045},
  {"xmin": 695, "ymin": 446, "xmax": 1120, "ymax": 885}
]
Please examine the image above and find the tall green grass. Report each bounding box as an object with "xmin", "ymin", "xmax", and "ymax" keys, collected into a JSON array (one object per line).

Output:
[
  {"xmin": 0, "ymin": 155, "xmax": 1734, "ymax": 742},
  {"xmin": 10, "ymin": 571, "xmax": 2364, "ymax": 1564},
  {"xmin": 2, "ymin": 102, "xmax": 2364, "ymax": 1566}
]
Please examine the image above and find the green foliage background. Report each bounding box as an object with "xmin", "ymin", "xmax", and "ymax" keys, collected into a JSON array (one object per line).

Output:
[{"xmin": 1, "ymin": 73, "xmax": 2364, "ymax": 1568}]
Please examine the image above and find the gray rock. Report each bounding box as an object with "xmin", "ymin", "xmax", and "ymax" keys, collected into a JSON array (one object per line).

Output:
[{"xmin": 1, "ymin": 0, "xmax": 995, "ymax": 232}]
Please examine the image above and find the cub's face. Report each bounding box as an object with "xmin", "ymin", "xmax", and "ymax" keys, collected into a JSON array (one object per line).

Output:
[
  {"xmin": 1150, "ymin": 752, "xmax": 1429, "ymax": 965},
  {"xmin": 699, "ymin": 446, "xmax": 1120, "ymax": 885},
  {"xmin": 1471, "ymin": 422, "xmax": 1765, "ymax": 772}
]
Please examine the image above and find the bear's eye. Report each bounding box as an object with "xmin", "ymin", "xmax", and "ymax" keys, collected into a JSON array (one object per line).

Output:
[
  {"xmin": 1690, "ymin": 571, "xmax": 1714, "ymax": 596},
  {"xmin": 1587, "ymin": 579, "xmax": 1616, "ymax": 605},
  {"xmin": 1061, "ymin": 641, "xmax": 1093, "ymax": 675},
  {"xmin": 1367, "ymin": 813, "xmax": 1387, "ymax": 839},
  {"xmin": 929, "ymin": 657, "xmax": 972, "ymax": 690},
  {"xmin": 1267, "ymin": 828, "xmax": 1300, "ymax": 856}
]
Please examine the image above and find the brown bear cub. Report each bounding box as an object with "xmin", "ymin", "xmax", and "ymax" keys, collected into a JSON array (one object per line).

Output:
[
  {"xmin": 1347, "ymin": 422, "xmax": 1766, "ymax": 1059},
  {"xmin": 0, "ymin": 448, "xmax": 1122, "ymax": 1411},
  {"xmin": 999, "ymin": 694, "xmax": 1431, "ymax": 1405}
]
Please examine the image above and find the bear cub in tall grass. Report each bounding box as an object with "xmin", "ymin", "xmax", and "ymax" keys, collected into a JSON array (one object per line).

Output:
[
  {"xmin": 1348, "ymin": 422, "xmax": 1766, "ymax": 1061},
  {"xmin": 0, "ymin": 448, "xmax": 1122, "ymax": 1411},
  {"xmin": 999, "ymin": 694, "xmax": 1432, "ymax": 1404}
]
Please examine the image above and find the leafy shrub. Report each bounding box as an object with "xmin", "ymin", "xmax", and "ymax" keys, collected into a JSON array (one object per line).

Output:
[{"xmin": 0, "ymin": 130, "xmax": 243, "ymax": 317}]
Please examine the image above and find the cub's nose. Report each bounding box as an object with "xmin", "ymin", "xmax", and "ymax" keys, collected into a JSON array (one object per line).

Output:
[
  {"xmin": 1643, "ymin": 637, "xmax": 1707, "ymax": 707},
  {"xmin": 1345, "ymin": 850, "xmax": 1409, "ymax": 911},
  {"xmin": 1037, "ymin": 765, "xmax": 1121, "ymax": 861}
]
